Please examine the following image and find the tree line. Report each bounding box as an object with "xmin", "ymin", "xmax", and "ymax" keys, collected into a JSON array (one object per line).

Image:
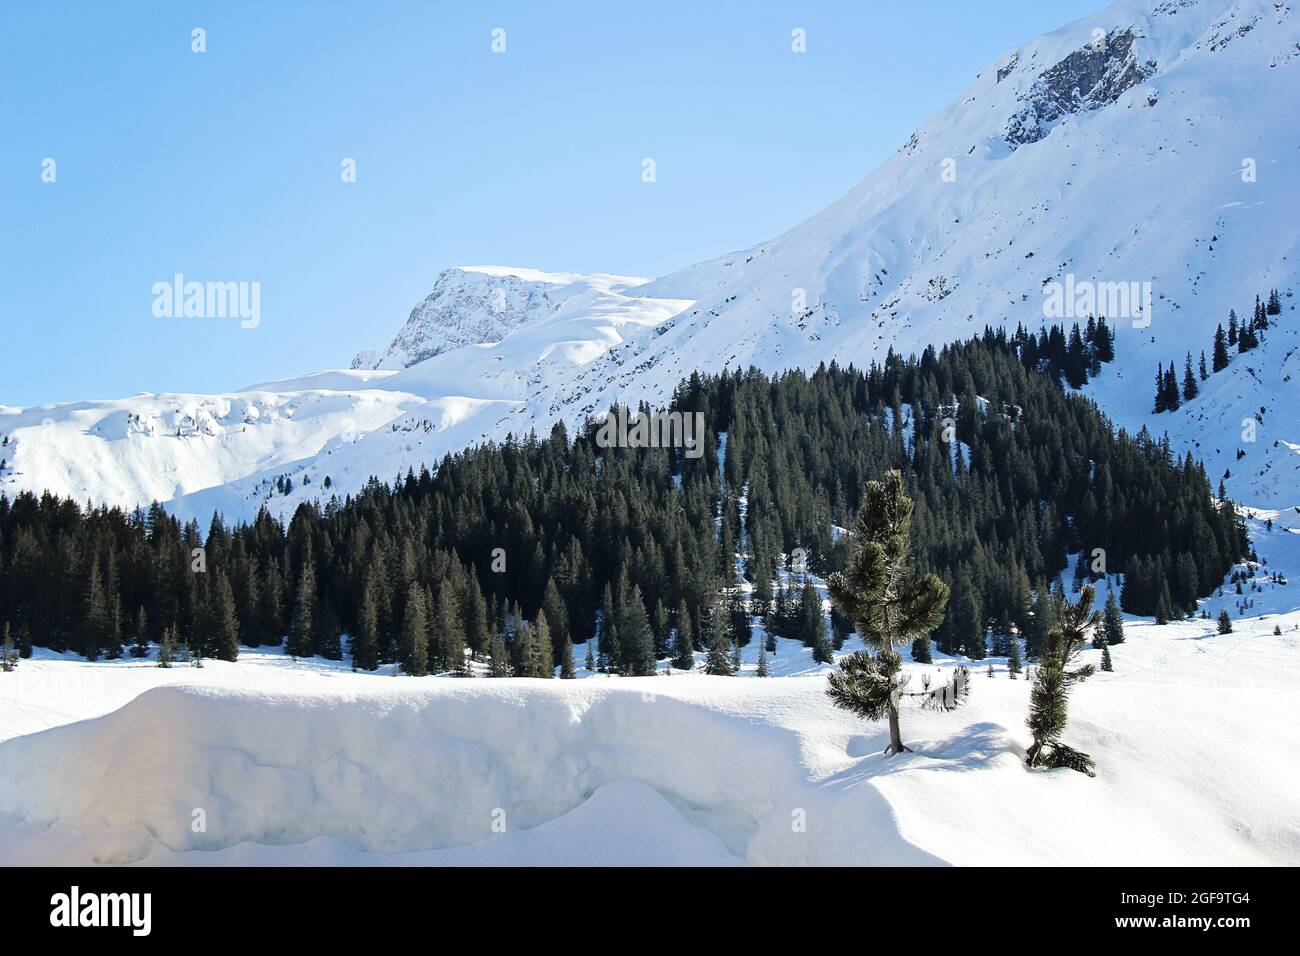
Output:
[{"xmin": 0, "ymin": 324, "xmax": 1248, "ymax": 671}]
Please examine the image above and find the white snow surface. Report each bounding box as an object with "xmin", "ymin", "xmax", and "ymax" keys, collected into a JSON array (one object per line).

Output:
[
  {"xmin": 1, "ymin": 607, "xmax": 1296, "ymax": 866},
  {"xmin": 4, "ymin": 0, "xmax": 1297, "ymax": 524}
]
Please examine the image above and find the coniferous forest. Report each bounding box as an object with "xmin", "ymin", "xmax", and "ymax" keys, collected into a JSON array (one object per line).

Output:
[{"xmin": 0, "ymin": 325, "xmax": 1248, "ymax": 673}]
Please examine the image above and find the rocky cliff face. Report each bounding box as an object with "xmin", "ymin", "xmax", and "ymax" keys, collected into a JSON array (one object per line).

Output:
[
  {"xmin": 1004, "ymin": 27, "xmax": 1156, "ymax": 146},
  {"xmin": 351, "ymin": 268, "xmax": 564, "ymax": 370}
]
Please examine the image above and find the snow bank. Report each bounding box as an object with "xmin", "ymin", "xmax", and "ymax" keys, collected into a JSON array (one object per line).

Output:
[{"xmin": 0, "ymin": 678, "xmax": 937, "ymax": 865}]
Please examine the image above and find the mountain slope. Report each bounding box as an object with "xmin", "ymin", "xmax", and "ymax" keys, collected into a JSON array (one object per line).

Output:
[{"xmin": 3, "ymin": 0, "xmax": 1296, "ymax": 523}]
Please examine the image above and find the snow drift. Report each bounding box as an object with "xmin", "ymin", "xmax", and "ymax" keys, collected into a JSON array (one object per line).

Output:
[{"xmin": 2, "ymin": 607, "xmax": 1297, "ymax": 866}]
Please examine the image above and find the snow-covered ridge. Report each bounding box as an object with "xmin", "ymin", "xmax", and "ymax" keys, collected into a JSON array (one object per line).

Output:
[{"xmin": 350, "ymin": 266, "xmax": 656, "ymax": 371}]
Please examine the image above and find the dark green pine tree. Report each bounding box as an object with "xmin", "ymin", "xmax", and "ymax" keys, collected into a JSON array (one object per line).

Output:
[
  {"xmin": 652, "ymin": 599, "xmax": 670, "ymax": 660},
  {"xmin": 1100, "ymin": 589, "xmax": 1125, "ymax": 645},
  {"xmin": 1100, "ymin": 642, "xmax": 1113, "ymax": 672},
  {"xmin": 530, "ymin": 611, "xmax": 555, "ymax": 678},
  {"xmin": 399, "ymin": 588, "xmax": 429, "ymax": 676},
  {"xmin": 703, "ymin": 630, "xmax": 733, "ymax": 675},
  {"xmin": 584, "ymin": 639, "xmax": 595, "ymax": 673},
  {"xmin": 826, "ymin": 471, "xmax": 951, "ymax": 755},
  {"xmin": 209, "ymin": 572, "xmax": 240, "ymax": 661},
  {"xmin": 130, "ymin": 606, "xmax": 149, "ymax": 658},
  {"xmin": 259, "ymin": 556, "xmax": 285, "ymax": 646},
  {"xmin": 672, "ymin": 600, "xmax": 694, "ymax": 670},
  {"xmin": 1217, "ymin": 609, "xmax": 1233, "ymax": 634},
  {"xmin": 597, "ymin": 583, "xmax": 617, "ymax": 672},
  {"xmin": 1026, "ymin": 584, "xmax": 1056, "ymax": 660},
  {"xmin": 1007, "ymin": 633, "xmax": 1023, "ymax": 678},
  {"xmin": 799, "ymin": 580, "xmax": 833, "ymax": 663},
  {"xmin": 1181, "ymin": 353, "xmax": 1198, "ymax": 401},
  {"xmin": 82, "ymin": 555, "xmax": 110, "ymax": 661},
  {"xmin": 1154, "ymin": 582, "xmax": 1174, "ymax": 625},
  {"xmin": 487, "ymin": 631, "xmax": 510, "ymax": 677},
  {"xmin": 351, "ymin": 586, "xmax": 380, "ymax": 671},
  {"xmin": 1, "ymin": 623, "xmax": 16, "ymax": 672},
  {"xmin": 157, "ymin": 623, "xmax": 176, "ymax": 668},
  {"xmin": 951, "ymin": 573, "xmax": 985, "ymax": 659},
  {"xmin": 435, "ymin": 578, "xmax": 466, "ymax": 674},
  {"xmin": 622, "ymin": 585, "xmax": 657, "ymax": 676},
  {"xmin": 1026, "ymin": 584, "xmax": 1100, "ymax": 776},
  {"xmin": 462, "ymin": 576, "xmax": 490, "ymax": 659},
  {"xmin": 1212, "ymin": 323, "xmax": 1230, "ymax": 372},
  {"xmin": 287, "ymin": 557, "xmax": 316, "ymax": 658},
  {"xmin": 756, "ymin": 645, "xmax": 769, "ymax": 677},
  {"xmin": 559, "ymin": 633, "xmax": 576, "ymax": 678},
  {"xmin": 541, "ymin": 577, "xmax": 569, "ymax": 663}
]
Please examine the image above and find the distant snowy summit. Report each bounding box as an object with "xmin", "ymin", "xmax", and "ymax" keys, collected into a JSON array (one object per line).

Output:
[{"xmin": 350, "ymin": 266, "xmax": 656, "ymax": 371}]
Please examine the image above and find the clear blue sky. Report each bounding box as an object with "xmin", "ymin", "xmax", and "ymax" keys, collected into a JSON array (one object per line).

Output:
[{"xmin": 0, "ymin": 0, "xmax": 1105, "ymax": 407}]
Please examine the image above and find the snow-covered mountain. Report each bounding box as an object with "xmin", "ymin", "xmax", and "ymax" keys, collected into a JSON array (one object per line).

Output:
[
  {"xmin": 349, "ymin": 266, "xmax": 657, "ymax": 371},
  {"xmin": 3, "ymin": 0, "xmax": 1297, "ymax": 523}
]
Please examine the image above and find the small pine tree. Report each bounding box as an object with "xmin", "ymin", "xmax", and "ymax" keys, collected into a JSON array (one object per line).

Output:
[
  {"xmin": 1100, "ymin": 589, "xmax": 1125, "ymax": 645},
  {"xmin": 1007, "ymin": 635, "xmax": 1023, "ymax": 679},
  {"xmin": 756, "ymin": 646, "xmax": 769, "ymax": 677},
  {"xmin": 1212, "ymin": 324, "xmax": 1230, "ymax": 372},
  {"xmin": 1217, "ymin": 609, "xmax": 1233, "ymax": 634},
  {"xmin": 826, "ymin": 471, "xmax": 951, "ymax": 755},
  {"xmin": 1026, "ymin": 585, "xmax": 1100, "ymax": 776},
  {"xmin": 1181, "ymin": 353, "xmax": 1198, "ymax": 401},
  {"xmin": 704, "ymin": 633, "xmax": 733, "ymax": 675},
  {"xmin": 584, "ymin": 640, "xmax": 595, "ymax": 673},
  {"xmin": 156, "ymin": 624, "xmax": 175, "ymax": 668},
  {"xmin": 1155, "ymin": 586, "xmax": 1174, "ymax": 625},
  {"xmin": 1100, "ymin": 642, "xmax": 1113, "ymax": 672}
]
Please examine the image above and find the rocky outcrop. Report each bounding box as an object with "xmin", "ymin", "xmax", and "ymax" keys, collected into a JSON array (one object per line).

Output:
[{"xmin": 1005, "ymin": 28, "xmax": 1155, "ymax": 147}]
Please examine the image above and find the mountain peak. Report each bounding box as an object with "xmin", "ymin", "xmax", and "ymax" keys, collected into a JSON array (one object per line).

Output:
[{"xmin": 350, "ymin": 266, "xmax": 653, "ymax": 371}]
